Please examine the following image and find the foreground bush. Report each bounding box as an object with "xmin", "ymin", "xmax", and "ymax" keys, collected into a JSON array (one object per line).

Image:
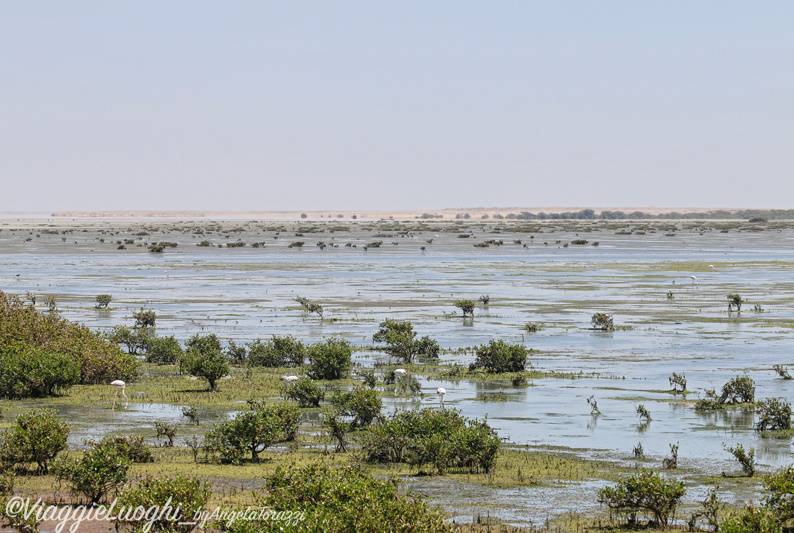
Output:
[
  {"xmin": 204, "ymin": 402, "xmax": 300, "ymax": 463},
  {"xmin": 0, "ymin": 409, "xmax": 70, "ymax": 474},
  {"xmin": 306, "ymin": 338, "xmax": 352, "ymax": 380},
  {"xmin": 181, "ymin": 334, "xmax": 230, "ymax": 391},
  {"xmin": 0, "ymin": 291, "xmax": 137, "ymax": 388},
  {"xmin": 756, "ymin": 398, "xmax": 792, "ymax": 431},
  {"xmin": 145, "ymin": 335, "xmax": 183, "ymax": 364},
  {"xmin": 361, "ymin": 408, "xmax": 500, "ymax": 474},
  {"xmin": 598, "ymin": 470, "xmax": 685, "ymax": 529},
  {"xmin": 219, "ymin": 462, "xmax": 451, "ymax": 533},
  {"xmin": 116, "ymin": 475, "xmax": 211, "ymax": 533},
  {"xmin": 284, "ymin": 377, "xmax": 325, "ymax": 407},
  {"xmin": 470, "ymin": 339, "xmax": 529, "ymax": 373},
  {"xmin": 54, "ymin": 441, "xmax": 130, "ymax": 503},
  {"xmin": 721, "ymin": 374, "xmax": 756, "ymax": 404}
]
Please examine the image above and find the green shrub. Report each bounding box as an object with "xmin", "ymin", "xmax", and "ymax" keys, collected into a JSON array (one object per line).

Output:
[
  {"xmin": 727, "ymin": 293, "xmax": 744, "ymax": 312},
  {"xmin": 116, "ymin": 475, "xmax": 211, "ymax": 533},
  {"xmin": 285, "ymin": 377, "xmax": 325, "ymax": 407},
  {"xmin": 204, "ymin": 402, "xmax": 300, "ymax": 463},
  {"xmin": 372, "ymin": 319, "xmax": 440, "ymax": 364},
  {"xmin": 763, "ymin": 464, "xmax": 794, "ymax": 521},
  {"xmin": 598, "ymin": 470, "xmax": 686, "ymax": 529},
  {"xmin": 756, "ymin": 398, "xmax": 792, "ymax": 431},
  {"xmin": 331, "ymin": 386, "xmax": 382, "ymax": 429},
  {"xmin": 105, "ymin": 325, "xmax": 151, "ymax": 355},
  {"xmin": 453, "ymin": 299, "xmax": 476, "ymax": 317},
  {"xmin": 0, "ymin": 347, "xmax": 80, "ymax": 398},
  {"xmin": 145, "ymin": 335, "xmax": 183, "ymax": 364},
  {"xmin": 719, "ymin": 507, "xmax": 780, "ymax": 533},
  {"xmin": 470, "ymin": 339, "xmax": 529, "ymax": 373},
  {"xmin": 247, "ymin": 336, "xmax": 306, "ymax": 368},
  {"xmin": 306, "ymin": 338, "xmax": 352, "ymax": 380},
  {"xmin": 95, "ymin": 294, "xmax": 112, "ymax": 308},
  {"xmin": 295, "ymin": 296, "xmax": 322, "ymax": 316},
  {"xmin": 54, "ymin": 441, "xmax": 130, "ymax": 503},
  {"xmin": 91, "ymin": 434, "xmax": 153, "ymax": 463},
  {"xmin": 361, "ymin": 408, "xmax": 500, "ymax": 475},
  {"xmin": 0, "ymin": 409, "xmax": 70, "ymax": 474},
  {"xmin": 155, "ymin": 421, "xmax": 177, "ymax": 447},
  {"xmin": 216, "ymin": 462, "xmax": 451, "ymax": 533},
  {"xmin": 181, "ymin": 334, "xmax": 230, "ymax": 391},
  {"xmin": 225, "ymin": 340, "xmax": 247, "ymax": 365},
  {"xmin": 0, "ymin": 291, "xmax": 137, "ymax": 385},
  {"xmin": 133, "ymin": 308, "xmax": 156, "ymax": 328},
  {"xmin": 721, "ymin": 374, "xmax": 756, "ymax": 404},
  {"xmin": 725, "ymin": 443, "xmax": 756, "ymax": 476}
]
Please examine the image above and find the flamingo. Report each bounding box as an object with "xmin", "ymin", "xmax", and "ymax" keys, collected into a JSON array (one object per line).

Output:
[
  {"xmin": 111, "ymin": 380, "xmax": 128, "ymax": 409},
  {"xmin": 690, "ymin": 275, "xmax": 697, "ymax": 288},
  {"xmin": 437, "ymin": 387, "xmax": 446, "ymax": 409},
  {"xmin": 281, "ymin": 375, "xmax": 299, "ymax": 385},
  {"xmin": 394, "ymin": 369, "xmax": 407, "ymax": 394}
]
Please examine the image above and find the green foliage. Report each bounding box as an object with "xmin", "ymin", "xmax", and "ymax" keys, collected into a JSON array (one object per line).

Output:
[
  {"xmin": 763, "ymin": 464, "xmax": 794, "ymax": 521},
  {"xmin": 598, "ymin": 470, "xmax": 686, "ymax": 529},
  {"xmin": 719, "ymin": 506, "xmax": 781, "ymax": 533},
  {"xmin": 756, "ymin": 398, "xmax": 792, "ymax": 431},
  {"xmin": 91, "ymin": 434, "xmax": 154, "ymax": 463},
  {"xmin": 662, "ymin": 443, "xmax": 678, "ymax": 470},
  {"xmin": 372, "ymin": 319, "xmax": 440, "ymax": 363},
  {"xmin": 725, "ymin": 443, "xmax": 756, "ymax": 476},
  {"xmin": 133, "ymin": 308, "xmax": 157, "ymax": 328},
  {"xmin": 306, "ymin": 338, "xmax": 352, "ymax": 380},
  {"xmin": 181, "ymin": 334, "xmax": 230, "ymax": 391},
  {"xmin": 695, "ymin": 388, "xmax": 725, "ymax": 411},
  {"xmin": 774, "ymin": 365, "xmax": 793, "ymax": 380},
  {"xmin": 204, "ymin": 402, "xmax": 300, "ymax": 463},
  {"xmin": 361, "ymin": 408, "xmax": 500, "ymax": 475},
  {"xmin": 116, "ymin": 475, "xmax": 211, "ymax": 533},
  {"xmin": 0, "ymin": 346, "xmax": 81, "ymax": 398},
  {"xmin": 224, "ymin": 340, "xmax": 247, "ymax": 365},
  {"xmin": 145, "ymin": 335, "xmax": 183, "ymax": 364},
  {"xmin": 0, "ymin": 291, "xmax": 137, "ymax": 385},
  {"xmin": 331, "ymin": 386, "xmax": 382, "ymax": 429},
  {"xmin": 284, "ymin": 377, "xmax": 325, "ymax": 407},
  {"xmin": 106, "ymin": 325, "xmax": 151, "ymax": 355},
  {"xmin": 0, "ymin": 409, "xmax": 70, "ymax": 474},
  {"xmin": 470, "ymin": 339, "xmax": 529, "ymax": 373},
  {"xmin": 247, "ymin": 336, "xmax": 306, "ymax": 368},
  {"xmin": 591, "ymin": 312, "xmax": 614, "ymax": 331},
  {"xmin": 218, "ymin": 462, "xmax": 451, "ymax": 533},
  {"xmin": 453, "ymin": 299, "xmax": 476, "ymax": 317},
  {"xmin": 727, "ymin": 293, "xmax": 744, "ymax": 312},
  {"xmin": 95, "ymin": 294, "xmax": 112, "ymax": 308},
  {"xmin": 721, "ymin": 374, "xmax": 756, "ymax": 404},
  {"xmin": 636, "ymin": 404, "xmax": 651, "ymax": 421},
  {"xmin": 53, "ymin": 440, "xmax": 131, "ymax": 503},
  {"xmin": 155, "ymin": 421, "xmax": 177, "ymax": 447}
]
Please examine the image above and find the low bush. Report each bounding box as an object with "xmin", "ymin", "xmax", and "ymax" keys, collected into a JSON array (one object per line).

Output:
[
  {"xmin": 721, "ymin": 374, "xmax": 756, "ymax": 404},
  {"xmin": 0, "ymin": 347, "xmax": 81, "ymax": 398},
  {"xmin": 372, "ymin": 319, "xmax": 440, "ymax": 363},
  {"xmin": 756, "ymin": 398, "xmax": 792, "ymax": 431},
  {"xmin": 0, "ymin": 409, "xmax": 70, "ymax": 474},
  {"xmin": 306, "ymin": 338, "xmax": 352, "ymax": 380},
  {"xmin": 591, "ymin": 313, "xmax": 614, "ymax": 331},
  {"xmin": 725, "ymin": 443, "xmax": 756, "ymax": 476},
  {"xmin": 284, "ymin": 377, "xmax": 325, "ymax": 408},
  {"xmin": 145, "ymin": 335, "xmax": 183, "ymax": 364},
  {"xmin": 181, "ymin": 334, "xmax": 230, "ymax": 391},
  {"xmin": 105, "ymin": 325, "xmax": 151, "ymax": 355},
  {"xmin": 116, "ymin": 475, "xmax": 211, "ymax": 533},
  {"xmin": 453, "ymin": 299, "xmax": 475, "ymax": 317},
  {"xmin": 598, "ymin": 470, "xmax": 686, "ymax": 529},
  {"xmin": 54, "ymin": 441, "xmax": 130, "ymax": 503},
  {"xmin": 360, "ymin": 408, "xmax": 500, "ymax": 475},
  {"xmin": 248, "ymin": 336, "xmax": 306, "ymax": 368},
  {"xmin": 90, "ymin": 434, "xmax": 154, "ymax": 463},
  {"xmin": 331, "ymin": 386, "xmax": 382, "ymax": 429},
  {"xmin": 204, "ymin": 402, "xmax": 300, "ymax": 463},
  {"xmin": 470, "ymin": 339, "xmax": 529, "ymax": 373}
]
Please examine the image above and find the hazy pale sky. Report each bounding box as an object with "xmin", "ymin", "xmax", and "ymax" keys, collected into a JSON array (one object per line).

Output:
[{"xmin": 2, "ymin": 1, "xmax": 792, "ymax": 212}]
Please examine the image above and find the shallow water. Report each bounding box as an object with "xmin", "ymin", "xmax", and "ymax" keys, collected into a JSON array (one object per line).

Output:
[{"xmin": 2, "ymin": 217, "xmax": 794, "ymax": 523}]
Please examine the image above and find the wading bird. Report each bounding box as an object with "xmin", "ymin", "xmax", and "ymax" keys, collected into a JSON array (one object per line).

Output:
[
  {"xmin": 437, "ymin": 387, "xmax": 446, "ymax": 409},
  {"xmin": 394, "ymin": 368, "xmax": 407, "ymax": 394},
  {"xmin": 111, "ymin": 380, "xmax": 128, "ymax": 409}
]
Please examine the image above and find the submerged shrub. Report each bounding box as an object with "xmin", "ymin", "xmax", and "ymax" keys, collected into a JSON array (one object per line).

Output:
[
  {"xmin": 756, "ymin": 398, "xmax": 792, "ymax": 431},
  {"xmin": 470, "ymin": 339, "xmax": 529, "ymax": 373},
  {"xmin": 725, "ymin": 443, "xmax": 756, "ymax": 477},
  {"xmin": 591, "ymin": 313, "xmax": 614, "ymax": 331},
  {"xmin": 598, "ymin": 470, "xmax": 686, "ymax": 529},
  {"xmin": 453, "ymin": 299, "xmax": 476, "ymax": 317},
  {"xmin": 721, "ymin": 374, "xmax": 756, "ymax": 404},
  {"xmin": 145, "ymin": 335, "xmax": 183, "ymax": 364},
  {"xmin": 372, "ymin": 319, "xmax": 440, "ymax": 364}
]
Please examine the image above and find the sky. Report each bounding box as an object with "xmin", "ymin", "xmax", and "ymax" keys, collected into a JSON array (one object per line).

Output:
[{"xmin": 1, "ymin": 1, "xmax": 793, "ymax": 212}]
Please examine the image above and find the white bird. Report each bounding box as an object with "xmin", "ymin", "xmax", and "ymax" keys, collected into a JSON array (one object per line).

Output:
[
  {"xmin": 437, "ymin": 387, "xmax": 446, "ymax": 409},
  {"xmin": 708, "ymin": 264, "xmax": 715, "ymax": 269},
  {"xmin": 280, "ymin": 375, "xmax": 299, "ymax": 385},
  {"xmin": 690, "ymin": 275, "xmax": 697, "ymax": 287},
  {"xmin": 110, "ymin": 380, "xmax": 127, "ymax": 409},
  {"xmin": 393, "ymin": 368, "xmax": 407, "ymax": 394}
]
